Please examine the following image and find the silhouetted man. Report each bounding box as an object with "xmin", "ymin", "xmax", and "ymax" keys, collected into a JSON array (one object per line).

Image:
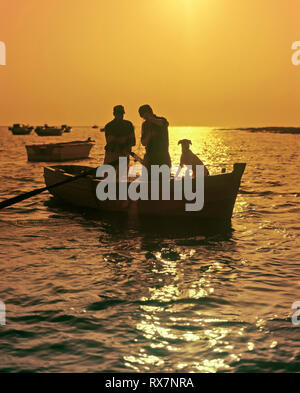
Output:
[
  {"xmin": 103, "ymin": 105, "xmax": 135, "ymax": 166},
  {"xmin": 139, "ymin": 105, "xmax": 171, "ymax": 170}
]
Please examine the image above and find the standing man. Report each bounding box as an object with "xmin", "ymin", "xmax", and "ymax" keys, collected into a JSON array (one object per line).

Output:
[
  {"xmin": 103, "ymin": 105, "xmax": 135, "ymax": 167},
  {"xmin": 139, "ymin": 105, "xmax": 171, "ymax": 170}
]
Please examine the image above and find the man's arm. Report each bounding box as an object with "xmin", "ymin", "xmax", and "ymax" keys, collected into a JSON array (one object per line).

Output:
[
  {"xmin": 105, "ymin": 126, "xmax": 115, "ymax": 144},
  {"xmin": 129, "ymin": 123, "xmax": 136, "ymax": 147},
  {"xmin": 105, "ymin": 124, "xmax": 125, "ymax": 144},
  {"xmin": 147, "ymin": 115, "xmax": 169, "ymax": 128},
  {"xmin": 141, "ymin": 122, "xmax": 152, "ymax": 147}
]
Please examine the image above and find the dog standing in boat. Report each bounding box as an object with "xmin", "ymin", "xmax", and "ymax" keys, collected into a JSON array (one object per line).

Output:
[{"xmin": 177, "ymin": 139, "xmax": 210, "ymax": 178}]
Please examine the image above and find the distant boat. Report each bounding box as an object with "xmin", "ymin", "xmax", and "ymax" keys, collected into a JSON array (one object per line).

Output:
[
  {"xmin": 92, "ymin": 125, "xmax": 98, "ymax": 129},
  {"xmin": 35, "ymin": 125, "xmax": 64, "ymax": 136},
  {"xmin": 61, "ymin": 125, "xmax": 72, "ymax": 133},
  {"xmin": 9, "ymin": 124, "xmax": 33, "ymax": 135},
  {"xmin": 26, "ymin": 139, "xmax": 95, "ymax": 162},
  {"xmin": 43, "ymin": 163, "xmax": 246, "ymax": 221}
]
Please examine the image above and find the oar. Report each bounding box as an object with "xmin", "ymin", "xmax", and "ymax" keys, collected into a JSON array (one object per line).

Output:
[{"xmin": 0, "ymin": 157, "xmax": 120, "ymax": 210}]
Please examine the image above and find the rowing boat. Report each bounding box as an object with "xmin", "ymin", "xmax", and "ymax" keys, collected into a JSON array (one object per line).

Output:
[
  {"xmin": 43, "ymin": 163, "xmax": 246, "ymax": 220},
  {"xmin": 35, "ymin": 126, "xmax": 64, "ymax": 136},
  {"xmin": 9, "ymin": 124, "xmax": 33, "ymax": 135},
  {"xmin": 26, "ymin": 140, "xmax": 95, "ymax": 162}
]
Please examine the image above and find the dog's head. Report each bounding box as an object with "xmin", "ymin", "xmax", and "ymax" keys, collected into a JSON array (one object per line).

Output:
[{"xmin": 178, "ymin": 139, "xmax": 192, "ymax": 151}]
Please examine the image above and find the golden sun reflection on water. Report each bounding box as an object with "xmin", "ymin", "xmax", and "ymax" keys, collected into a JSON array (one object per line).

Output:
[
  {"xmin": 165, "ymin": 127, "xmax": 234, "ymax": 177},
  {"xmin": 135, "ymin": 127, "xmax": 229, "ymax": 172},
  {"xmin": 0, "ymin": 126, "xmax": 299, "ymax": 372},
  {"xmin": 123, "ymin": 249, "xmax": 241, "ymax": 372}
]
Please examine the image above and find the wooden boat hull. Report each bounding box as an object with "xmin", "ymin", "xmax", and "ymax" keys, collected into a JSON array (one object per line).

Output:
[
  {"xmin": 138, "ymin": 164, "xmax": 245, "ymax": 220},
  {"xmin": 26, "ymin": 141, "xmax": 94, "ymax": 162},
  {"xmin": 35, "ymin": 127, "xmax": 64, "ymax": 136},
  {"xmin": 44, "ymin": 165, "xmax": 129, "ymax": 212},
  {"xmin": 9, "ymin": 126, "xmax": 33, "ymax": 135},
  {"xmin": 43, "ymin": 163, "xmax": 246, "ymax": 220}
]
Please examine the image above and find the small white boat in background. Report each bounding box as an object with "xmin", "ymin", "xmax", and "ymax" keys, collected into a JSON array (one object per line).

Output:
[{"xmin": 26, "ymin": 139, "xmax": 95, "ymax": 162}]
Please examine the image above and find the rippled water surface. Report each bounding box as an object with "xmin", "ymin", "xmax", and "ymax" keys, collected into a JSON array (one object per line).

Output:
[{"xmin": 0, "ymin": 126, "xmax": 299, "ymax": 372}]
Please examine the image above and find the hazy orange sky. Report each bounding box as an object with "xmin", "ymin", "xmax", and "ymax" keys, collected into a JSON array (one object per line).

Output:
[{"xmin": 0, "ymin": 0, "xmax": 300, "ymax": 126}]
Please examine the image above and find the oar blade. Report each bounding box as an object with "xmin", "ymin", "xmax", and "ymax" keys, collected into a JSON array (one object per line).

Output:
[{"xmin": 0, "ymin": 187, "xmax": 47, "ymax": 210}]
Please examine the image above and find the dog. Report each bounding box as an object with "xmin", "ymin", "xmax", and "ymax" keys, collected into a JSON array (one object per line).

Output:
[{"xmin": 177, "ymin": 139, "xmax": 209, "ymax": 177}]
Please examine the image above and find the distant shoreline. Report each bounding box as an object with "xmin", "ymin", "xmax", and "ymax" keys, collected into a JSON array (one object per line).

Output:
[{"xmin": 215, "ymin": 127, "xmax": 300, "ymax": 134}]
